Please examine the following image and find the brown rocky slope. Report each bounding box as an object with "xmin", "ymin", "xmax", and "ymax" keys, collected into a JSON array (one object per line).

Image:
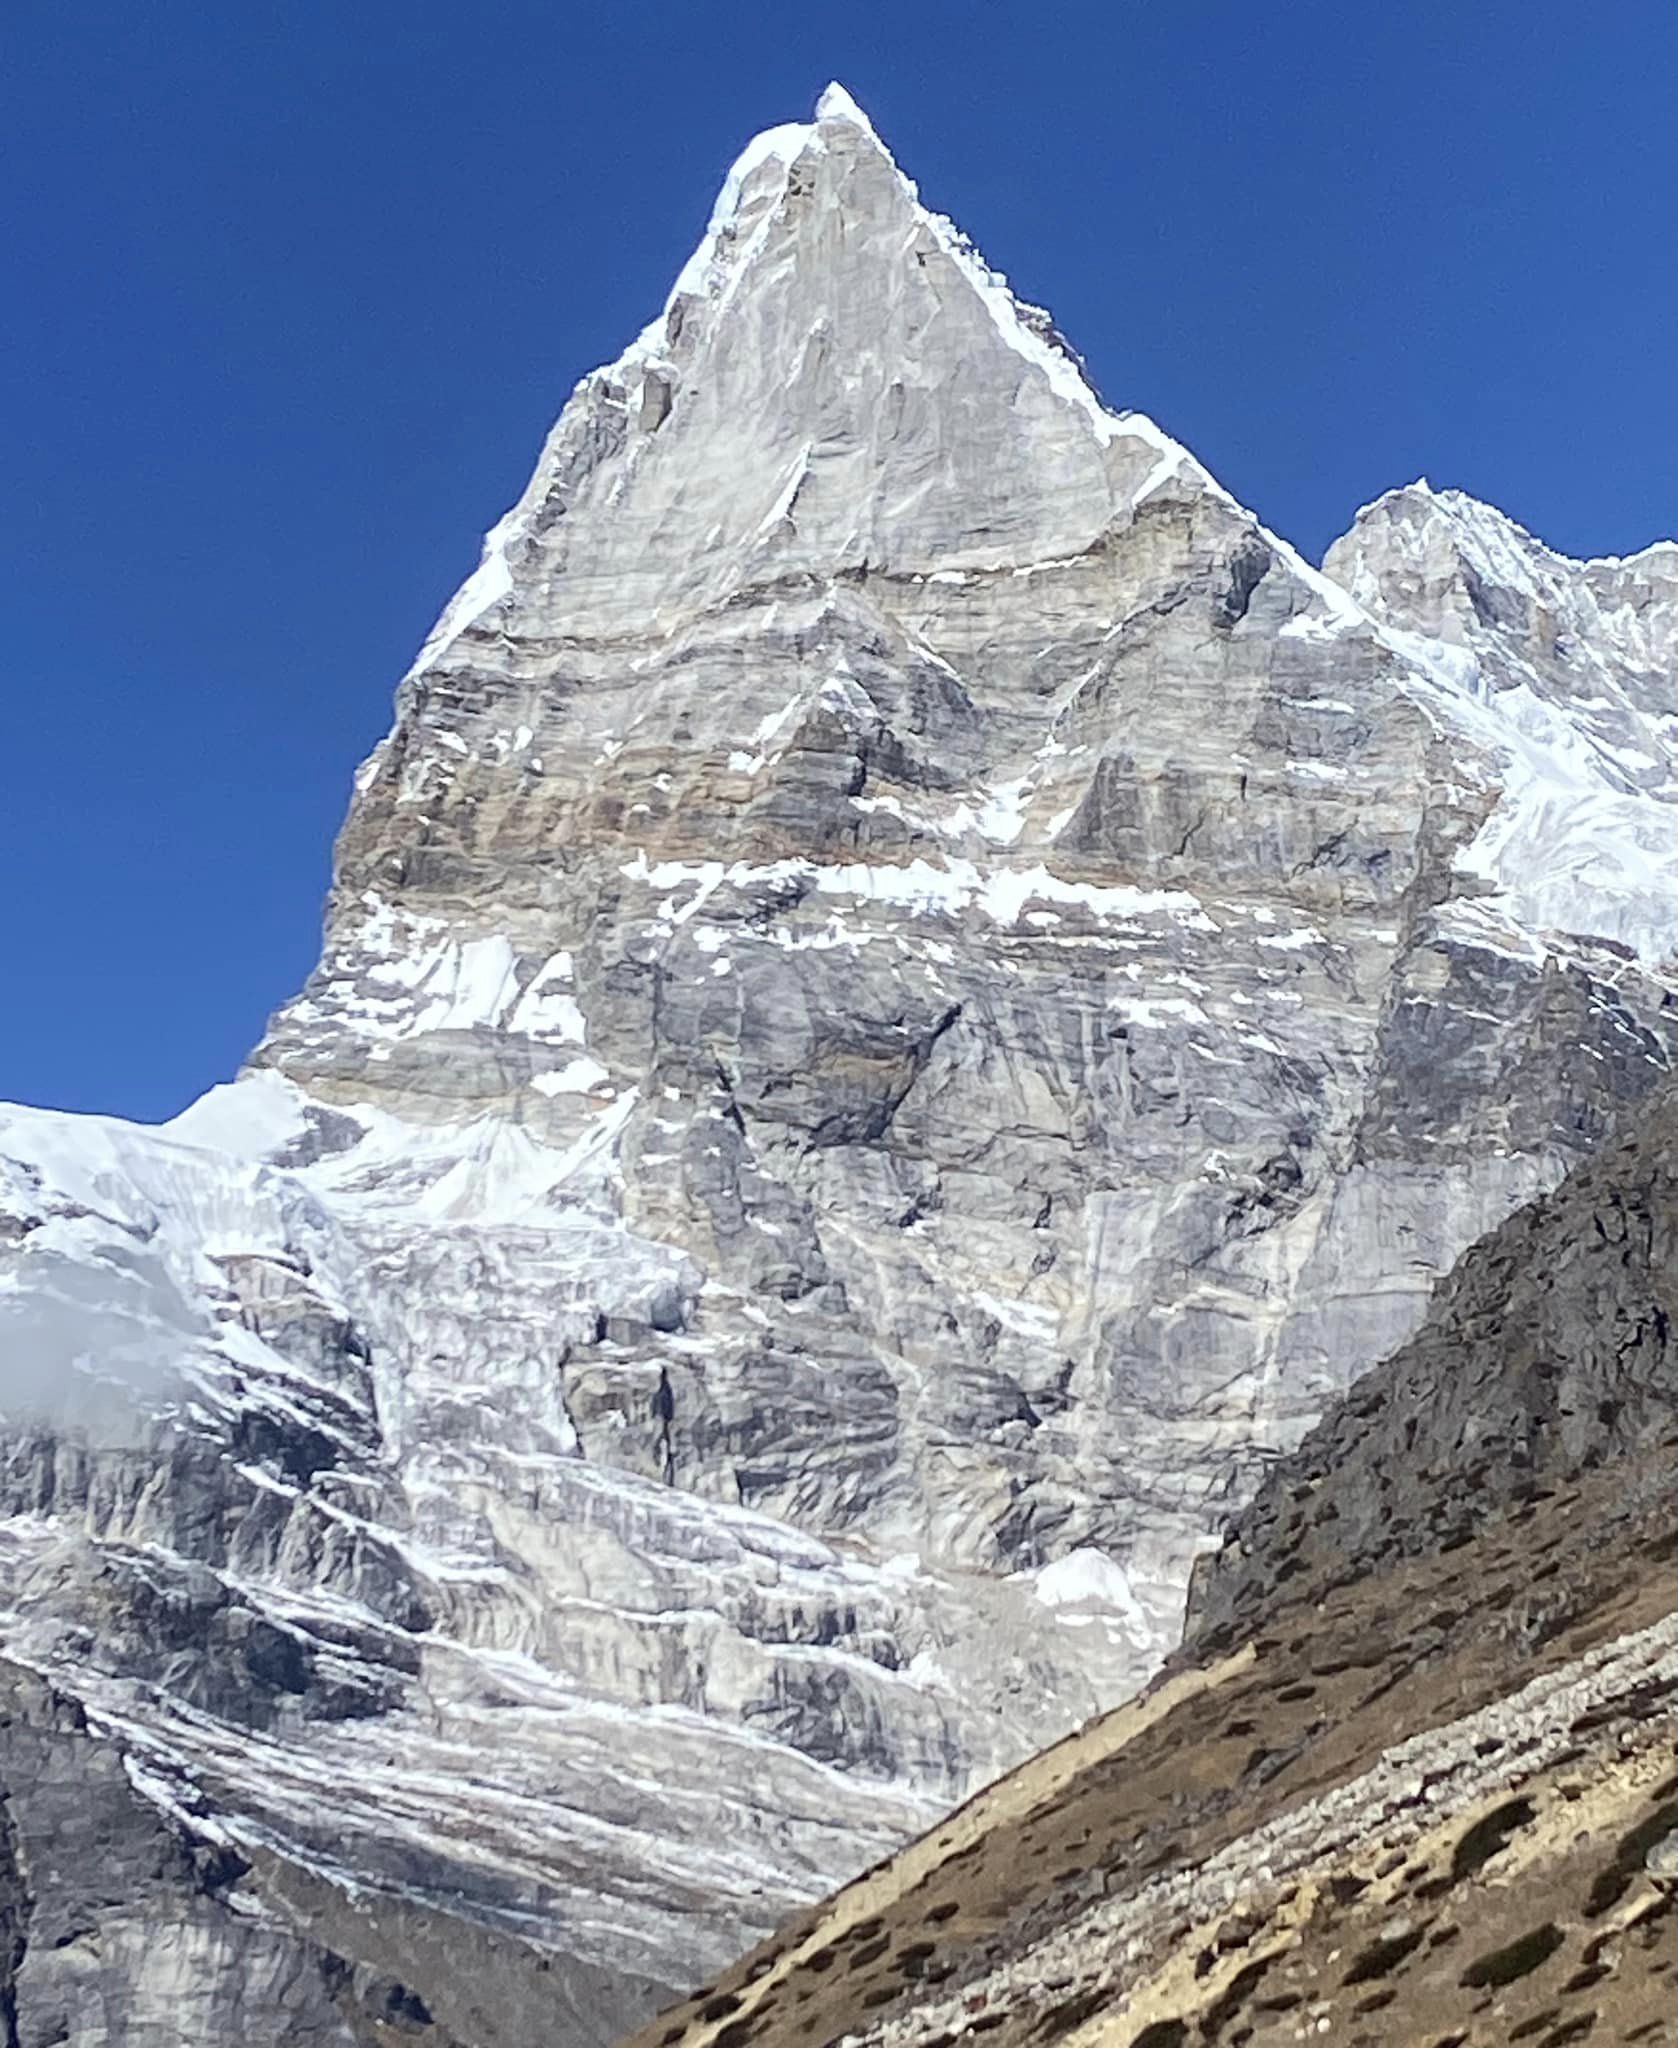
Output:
[{"xmin": 620, "ymin": 1096, "xmax": 1678, "ymax": 2048}]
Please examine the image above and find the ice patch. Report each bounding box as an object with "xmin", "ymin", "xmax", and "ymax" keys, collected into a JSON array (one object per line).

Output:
[
  {"xmin": 1280, "ymin": 610, "xmax": 1357, "ymax": 643},
  {"xmin": 163, "ymin": 1071, "xmax": 310, "ymax": 1160},
  {"xmin": 1032, "ymin": 1549, "xmax": 1150, "ymax": 1635},
  {"xmin": 752, "ymin": 696, "xmax": 802, "ymax": 747},
  {"xmin": 406, "ymin": 520, "xmax": 516, "ymax": 679},
  {"xmin": 1107, "ymin": 995, "xmax": 1208, "ymax": 1029},
  {"xmin": 508, "ymin": 954, "xmax": 586, "ymax": 1043},
  {"xmin": 302, "ymin": 934, "xmax": 590, "ymax": 1047},
  {"xmin": 950, "ymin": 778, "xmax": 1031, "ymax": 846},
  {"xmin": 971, "ymin": 1291, "xmax": 1059, "ymax": 1339},
  {"xmin": 532, "ymin": 1057, "xmax": 611, "ymax": 1097}
]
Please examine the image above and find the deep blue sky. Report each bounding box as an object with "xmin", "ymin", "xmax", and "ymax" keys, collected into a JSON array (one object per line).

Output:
[{"xmin": 4, "ymin": 2, "xmax": 1674, "ymax": 1121}]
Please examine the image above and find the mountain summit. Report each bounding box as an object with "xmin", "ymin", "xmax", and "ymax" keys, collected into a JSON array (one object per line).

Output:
[
  {"xmin": 407, "ymin": 78, "xmax": 1211, "ymax": 680},
  {"xmin": 1, "ymin": 89, "xmax": 1675, "ymax": 2046}
]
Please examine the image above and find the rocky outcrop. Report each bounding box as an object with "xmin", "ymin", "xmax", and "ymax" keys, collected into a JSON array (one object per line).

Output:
[{"xmin": 1, "ymin": 83, "xmax": 1675, "ymax": 2046}]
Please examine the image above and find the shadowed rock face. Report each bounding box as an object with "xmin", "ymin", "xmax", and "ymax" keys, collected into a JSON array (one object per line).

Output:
[
  {"xmin": 0, "ymin": 1656, "xmax": 469, "ymax": 2047},
  {"xmin": 627, "ymin": 1093, "xmax": 1678, "ymax": 2048},
  {"xmin": 3, "ymin": 84, "xmax": 1678, "ymax": 2047}
]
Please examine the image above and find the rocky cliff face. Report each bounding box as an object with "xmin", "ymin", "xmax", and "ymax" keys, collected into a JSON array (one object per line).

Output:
[
  {"xmin": 633, "ymin": 1086, "xmax": 1678, "ymax": 2048},
  {"xmin": 0, "ymin": 1654, "xmax": 479, "ymax": 2048},
  {"xmin": 1, "ymin": 83, "xmax": 1675, "ymax": 2046}
]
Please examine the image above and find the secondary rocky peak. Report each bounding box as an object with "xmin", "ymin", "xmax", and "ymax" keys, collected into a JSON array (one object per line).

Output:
[
  {"xmin": 1326, "ymin": 481, "xmax": 1678, "ymax": 965},
  {"xmin": 1328, "ymin": 479, "xmax": 1678, "ymax": 672}
]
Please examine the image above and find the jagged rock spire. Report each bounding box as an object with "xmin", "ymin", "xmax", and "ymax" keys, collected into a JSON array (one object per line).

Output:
[{"xmin": 411, "ymin": 85, "xmax": 1212, "ymax": 674}]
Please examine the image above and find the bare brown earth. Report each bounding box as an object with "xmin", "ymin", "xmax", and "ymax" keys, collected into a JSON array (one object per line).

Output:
[{"xmin": 619, "ymin": 1108, "xmax": 1678, "ymax": 2048}]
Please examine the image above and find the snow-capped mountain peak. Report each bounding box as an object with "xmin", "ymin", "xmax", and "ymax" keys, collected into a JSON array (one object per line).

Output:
[
  {"xmin": 3, "ymin": 87, "xmax": 1677, "ymax": 2048},
  {"xmin": 407, "ymin": 88, "xmax": 1223, "ymax": 686}
]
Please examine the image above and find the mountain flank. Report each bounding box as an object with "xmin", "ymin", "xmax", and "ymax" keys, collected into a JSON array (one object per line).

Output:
[{"xmin": 620, "ymin": 1098, "xmax": 1678, "ymax": 2048}]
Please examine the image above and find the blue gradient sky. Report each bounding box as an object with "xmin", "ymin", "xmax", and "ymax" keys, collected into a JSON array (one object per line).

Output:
[{"xmin": 4, "ymin": 1, "xmax": 1674, "ymax": 1119}]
